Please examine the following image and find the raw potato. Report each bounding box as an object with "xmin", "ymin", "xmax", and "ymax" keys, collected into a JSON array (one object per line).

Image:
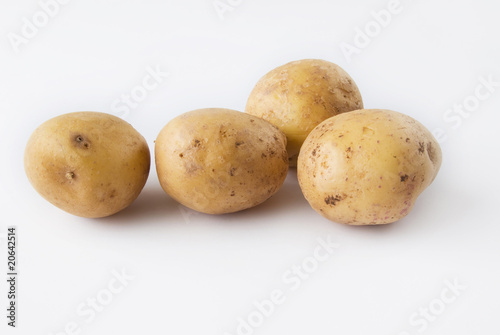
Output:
[
  {"xmin": 24, "ymin": 112, "xmax": 151, "ymax": 218},
  {"xmin": 155, "ymin": 108, "xmax": 289, "ymax": 214},
  {"xmin": 298, "ymin": 109, "xmax": 442, "ymax": 225},
  {"xmin": 245, "ymin": 59, "xmax": 363, "ymax": 166}
]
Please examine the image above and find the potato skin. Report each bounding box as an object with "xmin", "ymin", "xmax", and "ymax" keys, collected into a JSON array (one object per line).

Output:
[
  {"xmin": 297, "ymin": 109, "xmax": 442, "ymax": 225},
  {"xmin": 245, "ymin": 59, "xmax": 363, "ymax": 166},
  {"xmin": 155, "ymin": 108, "xmax": 289, "ymax": 214},
  {"xmin": 24, "ymin": 112, "xmax": 150, "ymax": 218}
]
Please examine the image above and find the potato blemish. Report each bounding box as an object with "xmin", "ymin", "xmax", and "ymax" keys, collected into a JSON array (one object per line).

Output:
[
  {"xmin": 73, "ymin": 134, "xmax": 90, "ymax": 149},
  {"xmin": 418, "ymin": 142, "xmax": 425, "ymax": 154},
  {"xmin": 325, "ymin": 194, "xmax": 344, "ymax": 206},
  {"xmin": 362, "ymin": 127, "xmax": 374, "ymax": 135}
]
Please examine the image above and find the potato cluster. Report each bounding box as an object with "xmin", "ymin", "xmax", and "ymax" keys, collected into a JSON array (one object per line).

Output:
[{"xmin": 25, "ymin": 59, "xmax": 441, "ymax": 225}]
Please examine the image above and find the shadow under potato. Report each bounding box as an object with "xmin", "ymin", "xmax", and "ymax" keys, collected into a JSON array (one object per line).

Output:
[
  {"xmin": 96, "ymin": 168, "xmax": 310, "ymax": 225},
  {"xmin": 94, "ymin": 168, "xmax": 427, "ymax": 231}
]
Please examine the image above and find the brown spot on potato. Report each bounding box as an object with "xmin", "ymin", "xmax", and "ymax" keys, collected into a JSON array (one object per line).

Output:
[
  {"xmin": 325, "ymin": 194, "xmax": 344, "ymax": 206},
  {"xmin": 65, "ymin": 172, "xmax": 75, "ymax": 180},
  {"xmin": 312, "ymin": 149, "xmax": 317, "ymax": 156},
  {"xmin": 345, "ymin": 147, "xmax": 352, "ymax": 159},
  {"xmin": 193, "ymin": 139, "xmax": 201, "ymax": 147},
  {"xmin": 235, "ymin": 141, "xmax": 244, "ymax": 147},
  {"xmin": 418, "ymin": 142, "xmax": 425, "ymax": 154},
  {"xmin": 73, "ymin": 134, "xmax": 90, "ymax": 149},
  {"xmin": 229, "ymin": 167, "xmax": 236, "ymax": 176},
  {"xmin": 401, "ymin": 174, "xmax": 409, "ymax": 182}
]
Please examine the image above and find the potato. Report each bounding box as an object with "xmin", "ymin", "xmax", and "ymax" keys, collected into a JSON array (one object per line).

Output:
[
  {"xmin": 245, "ymin": 59, "xmax": 363, "ymax": 166},
  {"xmin": 155, "ymin": 108, "xmax": 288, "ymax": 214},
  {"xmin": 297, "ymin": 109, "xmax": 442, "ymax": 225},
  {"xmin": 24, "ymin": 112, "xmax": 150, "ymax": 218}
]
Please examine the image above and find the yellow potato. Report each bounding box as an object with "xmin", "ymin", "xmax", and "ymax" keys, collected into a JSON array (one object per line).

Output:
[
  {"xmin": 297, "ymin": 109, "xmax": 442, "ymax": 225},
  {"xmin": 24, "ymin": 112, "xmax": 150, "ymax": 218},
  {"xmin": 155, "ymin": 108, "xmax": 288, "ymax": 214},
  {"xmin": 245, "ymin": 59, "xmax": 363, "ymax": 166}
]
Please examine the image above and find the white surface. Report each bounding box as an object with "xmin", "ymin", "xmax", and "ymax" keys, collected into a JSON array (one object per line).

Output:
[{"xmin": 1, "ymin": 0, "xmax": 500, "ymax": 334}]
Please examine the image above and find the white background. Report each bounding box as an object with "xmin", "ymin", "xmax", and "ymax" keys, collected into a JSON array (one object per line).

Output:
[{"xmin": 1, "ymin": 0, "xmax": 500, "ymax": 334}]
